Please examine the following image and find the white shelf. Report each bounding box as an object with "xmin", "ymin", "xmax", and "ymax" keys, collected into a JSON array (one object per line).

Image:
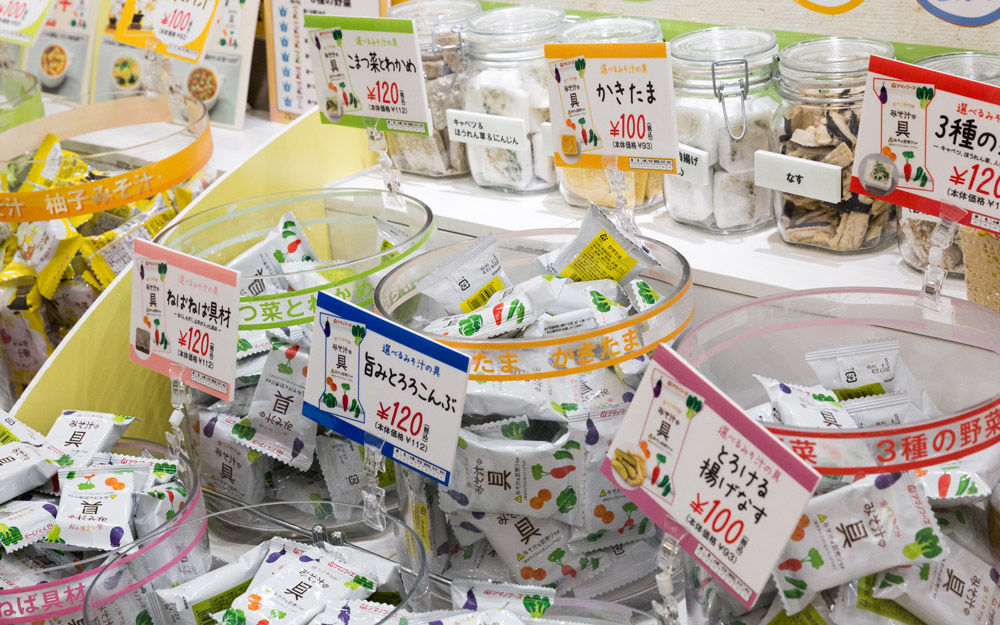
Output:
[{"xmin": 334, "ymin": 168, "xmax": 968, "ymax": 300}]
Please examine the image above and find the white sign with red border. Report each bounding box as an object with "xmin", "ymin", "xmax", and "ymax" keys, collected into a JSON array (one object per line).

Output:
[{"xmin": 852, "ymin": 56, "xmax": 1000, "ymax": 234}]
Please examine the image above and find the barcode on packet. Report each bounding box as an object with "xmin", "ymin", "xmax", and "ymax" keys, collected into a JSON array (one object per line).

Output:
[
  {"xmin": 460, "ymin": 281, "xmax": 502, "ymax": 313},
  {"xmin": 0, "ymin": 427, "xmax": 17, "ymax": 445}
]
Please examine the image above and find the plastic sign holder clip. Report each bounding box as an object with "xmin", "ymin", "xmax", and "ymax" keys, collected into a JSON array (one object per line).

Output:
[
  {"xmin": 364, "ymin": 116, "xmax": 405, "ymax": 212},
  {"xmin": 918, "ymin": 203, "xmax": 968, "ymax": 311},
  {"xmin": 362, "ymin": 431, "xmax": 388, "ymax": 531},
  {"xmin": 602, "ymin": 154, "xmax": 638, "ymax": 236}
]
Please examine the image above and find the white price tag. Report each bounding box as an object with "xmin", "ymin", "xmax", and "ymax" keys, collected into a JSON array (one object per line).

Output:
[
  {"xmin": 152, "ymin": 0, "xmax": 217, "ymax": 53},
  {"xmin": 447, "ymin": 109, "xmax": 529, "ymax": 151},
  {"xmin": 303, "ymin": 294, "xmax": 469, "ymax": 484},
  {"xmin": 755, "ymin": 150, "xmax": 843, "ymax": 204},
  {"xmin": 677, "ymin": 143, "xmax": 711, "ymax": 187},
  {"xmin": 602, "ymin": 345, "xmax": 821, "ymax": 609},
  {"xmin": 129, "ymin": 240, "xmax": 240, "ymax": 401},
  {"xmin": 306, "ymin": 16, "xmax": 431, "ymax": 135}
]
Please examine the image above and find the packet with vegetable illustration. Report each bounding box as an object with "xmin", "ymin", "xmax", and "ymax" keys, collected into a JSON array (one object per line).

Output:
[
  {"xmin": 199, "ymin": 410, "xmax": 271, "ymax": 505},
  {"xmin": 44, "ymin": 410, "xmax": 138, "ymax": 475},
  {"xmin": 47, "ymin": 465, "xmax": 149, "ymax": 550},
  {"xmin": 240, "ymin": 334, "xmax": 316, "ymax": 472},
  {"xmin": 0, "ymin": 498, "xmax": 58, "ymax": 552},
  {"xmin": 449, "ymin": 579, "xmax": 556, "ymax": 617},
  {"xmin": 771, "ymin": 472, "xmax": 946, "ymax": 615},
  {"xmin": 874, "ymin": 532, "xmax": 995, "ymax": 625},
  {"xmin": 417, "ymin": 235, "xmax": 511, "ymax": 316}
]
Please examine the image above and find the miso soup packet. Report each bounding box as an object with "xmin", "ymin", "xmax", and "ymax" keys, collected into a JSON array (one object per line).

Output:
[
  {"xmin": 772, "ymin": 472, "xmax": 946, "ymax": 615},
  {"xmin": 239, "ymin": 335, "xmax": 316, "ymax": 471},
  {"xmin": 89, "ymin": 452, "xmax": 179, "ymax": 487},
  {"xmin": 418, "ymin": 235, "xmax": 511, "ymax": 315},
  {"xmin": 199, "ymin": 411, "xmax": 270, "ymax": 504},
  {"xmin": 44, "ymin": 410, "xmax": 137, "ymax": 484},
  {"xmin": 0, "ymin": 441, "xmax": 66, "ymax": 502},
  {"xmin": 0, "ymin": 498, "xmax": 58, "ymax": 552},
  {"xmin": 48, "ymin": 465, "xmax": 149, "ymax": 550}
]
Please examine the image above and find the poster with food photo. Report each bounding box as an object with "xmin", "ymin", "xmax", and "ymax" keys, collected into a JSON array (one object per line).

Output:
[
  {"xmin": 89, "ymin": 0, "xmax": 259, "ymax": 128},
  {"xmin": 20, "ymin": 0, "xmax": 101, "ymax": 102}
]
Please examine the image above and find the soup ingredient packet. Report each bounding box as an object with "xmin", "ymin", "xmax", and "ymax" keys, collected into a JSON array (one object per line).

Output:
[{"xmin": 48, "ymin": 465, "xmax": 149, "ymax": 550}]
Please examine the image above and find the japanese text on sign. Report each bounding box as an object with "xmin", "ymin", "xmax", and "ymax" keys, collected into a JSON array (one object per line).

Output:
[
  {"xmin": 852, "ymin": 56, "xmax": 1000, "ymax": 235},
  {"xmin": 302, "ymin": 294, "xmax": 468, "ymax": 484},
  {"xmin": 0, "ymin": 0, "xmax": 56, "ymax": 44},
  {"xmin": 115, "ymin": 0, "xmax": 220, "ymax": 61},
  {"xmin": 601, "ymin": 345, "xmax": 820, "ymax": 609},
  {"xmin": 544, "ymin": 42, "xmax": 678, "ymax": 174},
  {"xmin": 305, "ymin": 15, "xmax": 430, "ymax": 135},
  {"xmin": 129, "ymin": 240, "xmax": 240, "ymax": 401}
]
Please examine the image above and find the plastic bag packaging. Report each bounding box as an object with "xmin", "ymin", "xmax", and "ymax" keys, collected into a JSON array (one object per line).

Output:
[
  {"xmin": 545, "ymin": 279, "xmax": 622, "ymax": 315},
  {"xmin": 915, "ymin": 444, "xmax": 1000, "ymax": 507},
  {"xmin": 155, "ymin": 541, "xmax": 270, "ymax": 625},
  {"xmin": 759, "ymin": 595, "xmax": 835, "ymax": 624},
  {"xmin": 874, "ymin": 532, "xmax": 996, "ymax": 625},
  {"xmin": 241, "ymin": 336, "xmax": 316, "ymax": 471},
  {"xmin": 841, "ymin": 393, "xmax": 926, "ymax": 428},
  {"xmin": 447, "ymin": 510, "xmax": 573, "ymax": 587},
  {"xmin": 535, "ymin": 205, "xmax": 658, "ymax": 284},
  {"xmin": 198, "ymin": 411, "xmax": 270, "ymax": 504},
  {"xmin": 934, "ymin": 506, "xmax": 991, "ymax": 563},
  {"xmin": 397, "ymin": 466, "xmax": 453, "ymax": 575},
  {"xmin": 418, "ymin": 235, "xmax": 511, "ymax": 315},
  {"xmin": 450, "ymin": 579, "xmax": 556, "ymax": 616},
  {"xmin": 445, "ymin": 538, "xmax": 512, "ymax": 583},
  {"xmin": 0, "ymin": 440, "xmax": 65, "ymax": 502},
  {"xmin": 0, "ymin": 413, "xmax": 48, "ymax": 445},
  {"xmin": 89, "ymin": 452, "xmax": 179, "ymax": 486},
  {"xmin": 45, "ymin": 410, "xmax": 137, "ymax": 470},
  {"xmin": 265, "ymin": 459, "xmax": 333, "ymax": 520},
  {"xmin": 423, "ymin": 275, "xmax": 567, "ymax": 339},
  {"xmin": 217, "ymin": 546, "xmax": 378, "ymax": 624},
  {"xmin": 804, "ymin": 339, "xmax": 941, "ymax": 417},
  {"xmin": 568, "ymin": 409, "xmax": 655, "ymax": 553},
  {"xmin": 312, "ymin": 601, "xmax": 410, "ymax": 625},
  {"xmin": 0, "ymin": 498, "xmax": 58, "ymax": 552},
  {"xmin": 557, "ymin": 538, "xmax": 659, "ymax": 599},
  {"xmin": 755, "ymin": 376, "xmax": 857, "ymax": 430},
  {"xmin": 772, "ymin": 472, "xmax": 946, "ymax": 615},
  {"xmin": 47, "ymin": 465, "xmax": 149, "ymax": 549},
  {"xmin": 440, "ymin": 428, "xmax": 583, "ymax": 525},
  {"xmin": 316, "ymin": 433, "xmax": 365, "ymax": 506},
  {"xmin": 832, "ymin": 575, "xmax": 928, "ymax": 625},
  {"xmin": 133, "ymin": 483, "xmax": 191, "ymax": 536}
]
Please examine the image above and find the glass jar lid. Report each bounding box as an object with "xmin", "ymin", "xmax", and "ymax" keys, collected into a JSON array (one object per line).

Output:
[
  {"xmin": 387, "ymin": 0, "xmax": 481, "ymax": 47},
  {"xmin": 556, "ymin": 16, "xmax": 662, "ymax": 44},
  {"xmin": 465, "ymin": 5, "xmax": 565, "ymax": 52},
  {"xmin": 779, "ymin": 37, "xmax": 894, "ymax": 77},
  {"xmin": 671, "ymin": 27, "xmax": 776, "ymax": 67},
  {"xmin": 916, "ymin": 51, "xmax": 1000, "ymax": 86}
]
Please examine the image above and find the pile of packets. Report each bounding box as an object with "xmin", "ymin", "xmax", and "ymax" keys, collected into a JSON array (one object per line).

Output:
[
  {"xmin": 188, "ymin": 204, "xmax": 671, "ymax": 597},
  {"xmin": 685, "ymin": 339, "xmax": 1000, "ymax": 624},
  {"xmin": 125, "ymin": 533, "xmax": 629, "ymax": 625},
  {"xmin": 188, "ymin": 208, "xmax": 420, "ymax": 517},
  {"xmin": 0, "ymin": 410, "xmax": 192, "ymax": 590},
  {"xmin": 0, "ymin": 134, "xmax": 214, "ymax": 404}
]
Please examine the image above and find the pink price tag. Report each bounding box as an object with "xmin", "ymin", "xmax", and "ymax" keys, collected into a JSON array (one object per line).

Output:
[
  {"xmin": 129, "ymin": 239, "xmax": 240, "ymax": 401},
  {"xmin": 601, "ymin": 345, "xmax": 821, "ymax": 609}
]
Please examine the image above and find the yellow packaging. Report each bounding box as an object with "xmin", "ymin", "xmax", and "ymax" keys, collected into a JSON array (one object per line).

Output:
[
  {"xmin": 0, "ymin": 285, "xmax": 56, "ymax": 391},
  {"xmin": 81, "ymin": 195, "xmax": 177, "ymax": 289},
  {"xmin": 23, "ymin": 134, "xmax": 64, "ymax": 192},
  {"xmin": 14, "ymin": 220, "xmax": 84, "ymax": 299}
]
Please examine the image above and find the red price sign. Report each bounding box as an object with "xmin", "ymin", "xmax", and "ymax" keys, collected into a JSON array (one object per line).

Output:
[
  {"xmin": 159, "ymin": 8, "xmax": 191, "ymax": 31},
  {"xmin": 691, "ymin": 494, "xmax": 747, "ymax": 545},
  {"xmin": 178, "ymin": 326, "xmax": 212, "ymax": 357},
  {"xmin": 611, "ymin": 113, "xmax": 648, "ymax": 140},
  {"xmin": 369, "ymin": 80, "xmax": 400, "ymax": 105},
  {"xmin": 377, "ymin": 400, "xmax": 425, "ymax": 438},
  {"xmin": 0, "ymin": 1, "xmax": 28, "ymax": 21}
]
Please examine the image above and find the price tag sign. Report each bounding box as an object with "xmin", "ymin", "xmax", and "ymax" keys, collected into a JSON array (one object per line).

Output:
[
  {"xmin": 544, "ymin": 42, "xmax": 679, "ymax": 173},
  {"xmin": 0, "ymin": 0, "xmax": 57, "ymax": 45},
  {"xmin": 602, "ymin": 345, "xmax": 821, "ymax": 609},
  {"xmin": 115, "ymin": 0, "xmax": 220, "ymax": 62},
  {"xmin": 129, "ymin": 239, "xmax": 240, "ymax": 401},
  {"xmin": 302, "ymin": 293, "xmax": 469, "ymax": 484},
  {"xmin": 304, "ymin": 15, "xmax": 431, "ymax": 135},
  {"xmin": 852, "ymin": 56, "xmax": 1000, "ymax": 234}
]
